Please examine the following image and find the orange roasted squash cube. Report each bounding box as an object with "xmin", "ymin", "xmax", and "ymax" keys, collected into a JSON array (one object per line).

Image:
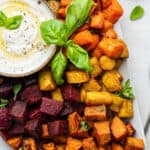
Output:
[
  {"xmin": 112, "ymin": 143, "xmax": 123, "ymax": 150},
  {"xmin": 7, "ymin": 136, "xmax": 22, "ymax": 149},
  {"xmin": 41, "ymin": 124, "xmax": 50, "ymax": 138},
  {"xmin": 42, "ymin": 142, "xmax": 56, "ymax": 150},
  {"xmin": 126, "ymin": 123, "xmax": 136, "ymax": 136},
  {"xmin": 82, "ymin": 137, "xmax": 97, "ymax": 150},
  {"xmin": 93, "ymin": 121, "xmax": 111, "ymax": 146},
  {"xmin": 23, "ymin": 138, "xmax": 37, "ymax": 150}
]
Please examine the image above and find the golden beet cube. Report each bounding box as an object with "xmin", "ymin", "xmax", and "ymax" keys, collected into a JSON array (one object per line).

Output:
[{"xmin": 51, "ymin": 88, "xmax": 64, "ymax": 102}]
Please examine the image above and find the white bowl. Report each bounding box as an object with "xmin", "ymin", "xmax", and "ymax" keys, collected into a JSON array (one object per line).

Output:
[{"xmin": 0, "ymin": 0, "xmax": 56, "ymax": 77}]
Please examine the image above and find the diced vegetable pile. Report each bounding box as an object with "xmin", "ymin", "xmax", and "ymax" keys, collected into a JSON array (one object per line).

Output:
[{"xmin": 0, "ymin": 0, "xmax": 145, "ymax": 149}]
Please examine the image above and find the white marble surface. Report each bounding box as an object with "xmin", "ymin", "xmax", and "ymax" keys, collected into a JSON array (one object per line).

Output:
[{"xmin": 119, "ymin": 0, "xmax": 150, "ymax": 147}]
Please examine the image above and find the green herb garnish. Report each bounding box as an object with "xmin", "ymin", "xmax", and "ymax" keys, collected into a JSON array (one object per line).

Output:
[
  {"xmin": 13, "ymin": 83, "xmax": 22, "ymax": 100},
  {"xmin": 0, "ymin": 11, "xmax": 23, "ymax": 30},
  {"xmin": 18, "ymin": 147, "xmax": 23, "ymax": 150},
  {"xmin": 115, "ymin": 79, "xmax": 135, "ymax": 100},
  {"xmin": 0, "ymin": 98, "xmax": 9, "ymax": 108},
  {"xmin": 40, "ymin": 0, "xmax": 93, "ymax": 85},
  {"xmin": 80, "ymin": 121, "xmax": 88, "ymax": 131},
  {"xmin": 130, "ymin": 6, "xmax": 144, "ymax": 21}
]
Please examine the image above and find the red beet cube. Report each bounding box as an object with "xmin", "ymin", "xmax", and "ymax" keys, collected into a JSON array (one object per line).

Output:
[
  {"xmin": 72, "ymin": 102, "xmax": 85, "ymax": 115},
  {"xmin": 48, "ymin": 120, "xmax": 67, "ymax": 136},
  {"xmin": 9, "ymin": 101, "xmax": 27, "ymax": 123},
  {"xmin": 40, "ymin": 97, "xmax": 63, "ymax": 116},
  {"xmin": 20, "ymin": 85, "xmax": 42, "ymax": 105},
  {"xmin": 0, "ymin": 84, "xmax": 12, "ymax": 97},
  {"xmin": 62, "ymin": 85, "xmax": 80, "ymax": 103},
  {"xmin": 9, "ymin": 123, "xmax": 24, "ymax": 136},
  {"xmin": 25, "ymin": 119, "xmax": 40, "ymax": 138},
  {"xmin": 0, "ymin": 108, "xmax": 11, "ymax": 130},
  {"xmin": 28, "ymin": 107, "xmax": 41, "ymax": 120}
]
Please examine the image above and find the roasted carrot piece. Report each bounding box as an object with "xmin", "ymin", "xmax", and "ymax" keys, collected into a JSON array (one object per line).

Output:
[
  {"xmin": 111, "ymin": 116, "xmax": 128, "ymax": 140},
  {"xmin": 98, "ymin": 38, "xmax": 124, "ymax": 58},
  {"xmin": 41, "ymin": 124, "xmax": 50, "ymax": 138},
  {"xmin": 66, "ymin": 137, "xmax": 82, "ymax": 150},
  {"xmin": 42, "ymin": 142, "xmax": 56, "ymax": 150},
  {"xmin": 93, "ymin": 121, "xmax": 111, "ymax": 146},
  {"xmin": 103, "ymin": 0, "xmax": 123, "ymax": 23},
  {"xmin": 73, "ymin": 30, "xmax": 93, "ymax": 46},
  {"xmin": 7, "ymin": 136, "xmax": 22, "ymax": 149},
  {"xmin": 112, "ymin": 143, "xmax": 123, "ymax": 150},
  {"xmin": 60, "ymin": 0, "xmax": 71, "ymax": 7},
  {"xmin": 82, "ymin": 137, "xmax": 97, "ymax": 150},
  {"xmin": 84, "ymin": 105, "xmax": 107, "ymax": 121},
  {"xmin": 126, "ymin": 123, "xmax": 136, "ymax": 136},
  {"xmin": 125, "ymin": 137, "xmax": 144, "ymax": 150},
  {"xmin": 103, "ymin": 28, "xmax": 118, "ymax": 39}
]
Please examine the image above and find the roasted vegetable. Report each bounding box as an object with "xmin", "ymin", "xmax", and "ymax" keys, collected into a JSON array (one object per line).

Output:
[
  {"xmin": 126, "ymin": 123, "xmax": 136, "ymax": 136},
  {"xmin": 42, "ymin": 142, "xmax": 56, "ymax": 150},
  {"xmin": 23, "ymin": 138, "xmax": 37, "ymax": 150},
  {"xmin": 41, "ymin": 124, "xmax": 49, "ymax": 138},
  {"xmin": 112, "ymin": 143, "xmax": 123, "ymax": 150},
  {"xmin": 56, "ymin": 145, "xmax": 65, "ymax": 150},
  {"xmin": 82, "ymin": 137, "xmax": 97, "ymax": 150},
  {"xmin": 60, "ymin": 0, "xmax": 71, "ymax": 7},
  {"xmin": 7, "ymin": 136, "xmax": 22, "ymax": 149},
  {"xmin": 51, "ymin": 88, "xmax": 64, "ymax": 102}
]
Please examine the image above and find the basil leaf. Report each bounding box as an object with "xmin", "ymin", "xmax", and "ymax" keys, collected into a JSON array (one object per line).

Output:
[
  {"xmin": 13, "ymin": 83, "xmax": 22, "ymax": 100},
  {"xmin": 65, "ymin": 0, "xmax": 93, "ymax": 37},
  {"xmin": 0, "ymin": 103, "xmax": 7, "ymax": 108},
  {"xmin": 66, "ymin": 40, "xmax": 92, "ymax": 72},
  {"xmin": 130, "ymin": 6, "xmax": 144, "ymax": 21},
  {"xmin": 40, "ymin": 20, "xmax": 67, "ymax": 46},
  {"xmin": 1, "ymin": 98, "xmax": 9, "ymax": 104},
  {"xmin": 5, "ymin": 15, "xmax": 23, "ymax": 30},
  {"xmin": 80, "ymin": 121, "xmax": 88, "ymax": 131},
  {"xmin": 50, "ymin": 50, "xmax": 67, "ymax": 85},
  {"xmin": 0, "ymin": 11, "xmax": 7, "ymax": 26}
]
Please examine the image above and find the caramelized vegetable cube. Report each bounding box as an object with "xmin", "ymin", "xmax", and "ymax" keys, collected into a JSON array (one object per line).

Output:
[
  {"xmin": 111, "ymin": 116, "xmax": 127, "ymax": 140},
  {"xmin": 7, "ymin": 136, "xmax": 22, "ymax": 149},
  {"xmin": 93, "ymin": 121, "xmax": 111, "ymax": 146},
  {"xmin": 99, "ymin": 56, "xmax": 116, "ymax": 70},
  {"xmin": 56, "ymin": 145, "xmax": 65, "ymax": 150},
  {"xmin": 82, "ymin": 137, "xmax": 97, "ymax": 150},
  {"xmin": 90, "ymin": 11, "xmax": 104, "ymax": 29},
  {"xmin": 28, "ymin": 107, "xmax": 41, "ymax": 120},
  {"xmin": 66, "ymin": 137, "xmax": 82, "ymax": 150},
  {"xmin": 103, "ymin": 0, "xmax": 123, "ymax": 23},
  {"xmin": 52, "ymin": 88, "xmax": 64, "ymax": 102},
  {"xmin": 23, "ymin": 138, "xmax": 37, "ymax": 150},
  {"xmin": 98, "ymin": 38, "xmax": 124, "ymax": 58},
  {"xmin": 85, "ymin": 91, "xmax": 113, "ymax": 105},
  {"xmin": 102, "ymin": 19, "xmax": 113, "ymax": 32},
  {"xmin": 126, "ymin": 123, "xmax": 136, "ymax": 136},
  {"xmin": 119, "ymin": 40, "xmax": 129, "ymax": 58},
  {"xmin": 103, "ymin": 28, "xmax": 118, "ymax": 39},
  {"xmin": 41, "ymin": 124, "xmax": 49, "ymax": 138},
  {"xmin": 118, "ymin": 100, "xmax": 134, "ymax": 118},
  {"xmin": 58, "ymin": 7, "xmax": 67, "ymax": 18},
  {"xmin": 66, "ymin": 70, "xmax": 89, "ymax": 84},
  {"xmin": 84, "ymin": 105, "xmax": 107, "ymax": 121},
  {"xmin": 90, "ymin": 57, "xmax": 102, "ymax": 77},
  {"xmin": 80, "ymin": 87, "xmax": 87, "ymax": 103},
  {"xmin": 112, "ymin": 143, "xmax": 123, "ymax": 150},
  {"xmin": 125, "ymin": 137, "xmax": 144, "ymax": 150},
  {"xmin": 102, "ymin": 0, "xmax": 112, "ymax": 9},
  {"xmin": 91, "ymin": 46, "xmax": 103, "ymax": 59},
  {"xmin": 60, "ymin": 0, "xmax": 71, "ymax": 7},
  {"xmin": 42, "ymin": 142, "xmax": 56, "ymax": 150},
  {"xmin": 102, "ymin": 70, "xmax": 122, "ymax": 92},
  {"xmin": 40, "ymin": 97, "xmax": 63, "ymax": 116},
  {"xmin": 39, "ymin": 70, "xmax": 56, "ymax": 91}
]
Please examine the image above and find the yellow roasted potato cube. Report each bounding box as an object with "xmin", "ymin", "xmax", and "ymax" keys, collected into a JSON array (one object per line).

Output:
[
  {"xmin": 42, "ymin": 142, "xmax": 56, "ymax": 150},
  {"xmin": 80, "ymin": 87, "xmax": 87, "ymax": 103},
  {"xmin": 99, "ymin": 56, "xmax": 116, "ymax": 70},
  {"xmin": 39, "ymin": 70, "xmax": 56, "ymax": 91},
  {"xmin": 109, "ymin": 94, "xmax": 124, "ymax": 112},
  {"xmin": 90, "ymin": 57, "xmax": 102, "ymax": 77},
  {"xmin": 51, "ymin": 88, "xmax": 64, "ymax": 102},
  {"xmin": 66, "ymin": 70, "xmax": 89, "ymax": 84},
  {"xmin": 119, "ymin": 100, "xmax": 134, "ymax": 118},
  {"xmin": 102, "ymin": 70, "xmax": 122, "ymax": 92},
  {"xmin": 82, "ymin": 78, "xmax": 101, "ymax": 91},
  {"xmin": 7, "ymin": 136, "xmax": 22, "ymax": 149},
  {"xmin": 85, "ymin": 91, "xmax": 113, "ymax": 105},
  {"xmin": 119, "ymin": 40, "xmax": 129, "ymax": 58}
]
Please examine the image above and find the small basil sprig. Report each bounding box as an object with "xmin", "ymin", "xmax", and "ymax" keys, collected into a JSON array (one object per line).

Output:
[
  {"xmin": 80, "ymin": 121, "xmax": 88, "ymax": 131},
  {"xmin": 0, "ymin": 11, "xmax": 23, "ymax": 30},
  {"xmin": 116, "ymin": 79, "xmax": 135, "ymax": 100},
  {"xmin": 130, "ymin": 6, "xmax": 144, "ymax": 21},
  {"xmin": 13, "ymin": 83, "xmax": 22, "ymax": 100},
  {"xmin": 0, "ymin": 98, "xmax": 9, "ymax": 108},
  {"xmin": 40, "ymin": 0, "xmax": 93, "ymax": 85}
]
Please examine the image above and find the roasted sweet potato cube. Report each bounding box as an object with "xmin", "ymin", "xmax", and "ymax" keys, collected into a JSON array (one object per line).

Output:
[
  {"xmin": 62, "ymin": 84, "xmax": 80, "ymax": 103},
  {"xmin": 0, "ymin": 108, "xmax": 11, "ymax": 130},
  {"xmin": 66, "ymin": 70, "xmax": 89, "ymax": 84},
  {"xmin": 119, "ymin": 40, "xmax": 129, "ymax": 58},
  {"xmin": 7, "ymin": 136, "xmax": 22, "ymax": 149},
  {"xmin": 125, "ymin": 137, "xmax": 144, "ymax": 150},
  {"xmin": 91, "ymin": 46, "xmax": 103, "ymax": 59},
  {"xmin": 102, "ymin": 70, "xmax": 122, "ymax": 92},
  {"xmin": 25, "ymin": 119, "xmax": 40, "ymax": 138},
  {"xmin": 66, "ymin": 137, "xmax": 82, "ymax": 150},
  {"xmin": 103, "ymin": 0, "xmax": 123, "ymax": 23},
  {"xmin": 51, "ymin": 88, "xmax": 64, "ymax": 102},
  {"xmin": 85, "ymin": 91, "xmax": 113, "ymax": 105},
  {"xmin": 93, "ymin": 121, "xmax": 111, "ymax": 146},
  {"xmin": 102, "ymin": 19, "xmax": 113, "ymax": 32},
  {"xmin": 48, "ymin": 120, "xmax": 67, "ymax": 136},
  {"xmin": 112, "ymin": 143, "xmax": 123, "ymax": 150},
  {"xmin": 20, "ymin": 85, "xmax": 42, "ymax": 105},
  {"xmin": 40, "ymin": 97, "xmax": 63, "ymax": 116},
  {"xmin": 98, "ymin": 38, "xmax": 124, "ymax": 58},
  {"xmin": 42, "ymin": 142, "xmax": 56, "ymax": 150},
  {"xmin": 60, "ymin": 0, "xmax": 71, "ymax": 7},
  {"xmin": 82, "ymin": 78, "xmax": 101, "ymax": 91},
  {"xmin": 82, "ymin": 137, "xmax": 97, "ymax": 150},
  {"xmin": 23, "ymin": 138, "xmax": 37, "ymax": 150},
  {"xmin": 102, "ymin": 0, "xmax": 112, "ymax": 9},
  {"xmin": 118, "ymin": 100, "xmax": 134, "ymax": 118},
  {"xmin": 103, "ymin": 28, "xmax": 118, "ymax": 39},
  {"xmin": 73, "ymin": 30, "xmax": 93, "ymax": 46},
  {"xmin": 90, "ymin": 57, "xmax": 102, "ymax": 77},
  {"xmin": 56, "ymin": 145, "xmax": 65, "ymax": 150},
  {"xmin": 41, "ymin": 124, "xmax": 49, "ymax": 138},
  {"xmin": 9, "ymin": 101, "xmax": 27, "ymax": 123},
  {"xmin": 39, "ymin": 70, "xmax": 56, "ymax": 91},
  {"xmin": 111, "ymin": 116, "xmax": 127, "ymax": 140},
  {"xmin": 90, "ymin": 11, "xmax": 104, "ymax": 29},
  {"xmin": 126, "ymin": 123, "xmax": 136, "ymax": 136},
  {"xmin": 84, "ymin": 105, "xmax": 107, "ymax": 121}
]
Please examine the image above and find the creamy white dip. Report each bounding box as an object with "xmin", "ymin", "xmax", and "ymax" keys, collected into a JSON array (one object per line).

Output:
[{"xmin": 0, "ymin": 0, "xmax": 55, "ymax": 77}]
